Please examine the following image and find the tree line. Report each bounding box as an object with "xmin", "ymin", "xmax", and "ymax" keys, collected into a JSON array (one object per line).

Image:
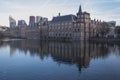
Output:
[{"xmin": 95, "ymin": 22, "xmax": 120, "ymax": 38}]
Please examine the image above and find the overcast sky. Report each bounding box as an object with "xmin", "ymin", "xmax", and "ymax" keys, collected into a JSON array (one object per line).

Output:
[{"xmin": 0, "ymin": 0, "xmax": 120, "ymax": 26}]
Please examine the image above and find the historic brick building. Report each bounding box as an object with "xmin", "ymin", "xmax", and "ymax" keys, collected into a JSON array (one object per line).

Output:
[
  {"xmin": 48, "ymin": 14, "xmax": 76, "ymax": 40},
  {"xmin": 48, "ymin": 6, "xmax": 91, "ymax": 41}
]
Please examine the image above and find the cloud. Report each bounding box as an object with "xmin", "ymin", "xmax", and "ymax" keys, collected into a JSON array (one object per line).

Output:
[
  {"xmin": 0, "ymin": 0, "xmax": 119, "ymax": 26},
  {"xmin": 80, "ymin": 0, "xmax": 120, "ymax": 25}
]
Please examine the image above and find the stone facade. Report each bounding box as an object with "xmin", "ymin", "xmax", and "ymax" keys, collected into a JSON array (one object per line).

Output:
[
  {"xmin": 90, "ymin": 19, "xmax": 102, "ymax": 38},
  {"xmin": 48, "ymin": 6, "xmax": 91, "ymax": 41},
  {"xmin": 49, "ymin": 15, "xmax": 75, "ymax": 41}
]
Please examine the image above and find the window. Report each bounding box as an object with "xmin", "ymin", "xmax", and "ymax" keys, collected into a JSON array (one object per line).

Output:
[
  {"xmin": 74, "ymin": 24, "xmax": 76, "ymax": 27},
  {"xmin": 69, "ymin": 22, "xmax": 72, "ymax": 25},
  {"xmin": 59, "ymin": 34, "xmax": 60, "ymax": 36},
  {"xmin": 58, "ymin": 26, "xmax": 60, "ymax": 29},
  {"xmin": 62, "ymin": 23, "xmax": 64, "ymax": 26},
  {"xmin": 75, "ymin": 29, "xmax": 76, "ymax": 32},
  {"xmin": 70, "ymin": 34, "xmax": 72, "ymax": 37},
  {"xmin": 65, "ymin": 22, "xmax": 68, "ymax": 25},
  {"xmin": 66, "ymin": 34, "xmax": 68, "ymax": 37}
]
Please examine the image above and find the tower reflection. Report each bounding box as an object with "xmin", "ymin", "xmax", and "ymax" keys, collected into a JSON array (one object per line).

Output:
[{"xmin": 3, "ymin": 40, "xmax": 119, "ymax": 72}]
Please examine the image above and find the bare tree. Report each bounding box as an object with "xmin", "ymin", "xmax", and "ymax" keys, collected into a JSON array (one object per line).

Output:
[
  {"xmin": 98, "ymin": 22, "xmax": 110, "ymax": 38},
  {"xmin": 115, "ymin": 27, "xmax": 120, "ymax": 38}
]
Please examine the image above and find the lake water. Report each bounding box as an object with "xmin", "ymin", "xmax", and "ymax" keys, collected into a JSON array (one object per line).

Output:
[{"xmin": 0, "ymin": 39, "xmax": 120, "ymax": 80}]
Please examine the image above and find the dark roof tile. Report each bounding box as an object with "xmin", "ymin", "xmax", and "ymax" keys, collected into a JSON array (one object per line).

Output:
[{"xmin": 51, "ymin": 14, "xmax": 76, "ymax": 23}]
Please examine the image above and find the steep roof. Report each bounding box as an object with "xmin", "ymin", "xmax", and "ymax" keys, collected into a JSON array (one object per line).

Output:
[
  {"xmin": 78, "ymin": 5, "xmax": 82, "ymax": 13},
  {"xmin": 51, "ymin": 14, "xmax": 76, "ymax": 23}
]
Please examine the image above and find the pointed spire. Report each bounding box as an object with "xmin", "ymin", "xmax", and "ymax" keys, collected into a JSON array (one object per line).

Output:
[
  {"xmin": 77, "ymin": 5, "xmax": 82, "ymax": 16},
  {"xmin": 78, "ymin": 5, "xmax": 82, "ymax": 13}
]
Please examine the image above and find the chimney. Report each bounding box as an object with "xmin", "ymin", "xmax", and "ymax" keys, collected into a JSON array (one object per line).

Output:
[{"xmin": 58, "ymin": 13, "xmax": 60, "ymax": 16}]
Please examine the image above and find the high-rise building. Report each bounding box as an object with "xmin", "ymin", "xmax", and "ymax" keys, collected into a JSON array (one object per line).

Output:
[
  {"xmin": 37, "ymin": 17, "xmax": 48, "ymax": 26},
  {"xmin": 29, "ymin": 16, "xmax": 35, "ymax": 27},
  {"xmin": 36, "ymin": 16, "xmax": 42, "ymax": 23},
  {"xmin": 18, "ymin": 20, "xmax": 27, "ymax": 27},
  {"xmin": 9, "ymin": 16, "xmax": 16, "ymax": 28}
]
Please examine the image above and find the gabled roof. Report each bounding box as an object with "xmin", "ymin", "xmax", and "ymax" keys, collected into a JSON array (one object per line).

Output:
[{"xmin": 51, "ymin": 14, "xmax": 76, "ymax": 23}]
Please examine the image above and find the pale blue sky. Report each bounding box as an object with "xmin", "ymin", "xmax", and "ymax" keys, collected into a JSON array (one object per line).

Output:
[{"xmin": 0, "ymin": 0, "xmax": 120, "ymax": 26}]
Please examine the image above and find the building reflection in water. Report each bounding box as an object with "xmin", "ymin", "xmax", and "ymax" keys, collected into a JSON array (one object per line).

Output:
[{"xmin": 2, "ymin": 40, "xmax": 120, "ymax": 73}]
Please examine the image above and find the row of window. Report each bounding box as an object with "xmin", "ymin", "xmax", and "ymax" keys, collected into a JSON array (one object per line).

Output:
[
  {"xmin": 49, "ymin": 25, "xmax": 84, "ymax": 29},
  {"xmin": 49, "ymin": 23, "xmax": 87, "ymax": 29},
  {"xmin": 49, "ymin": 33, "xmax": 85, "ymax": 37},
  {"xmin": 49, "ymin": 28, "xmax": 72, "ymax": 31},
  {"xmin": 49, "ymin": 26, "xmax": 72, "ymax": 29},
  {"xmin": 49, "ymin": 28, "xmax": 83, "ymax": 33},
  {"xmin": 50, "ymin": 22, "xmax": 72, "ymax": 26},
  {"xmin": 49, "ymin": 33, "xmax": 72, "ymax": 37}
]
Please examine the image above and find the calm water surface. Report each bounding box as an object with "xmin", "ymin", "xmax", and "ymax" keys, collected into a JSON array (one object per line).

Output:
[{"xmin": 0, "ymin": 39, "xmax": 120, "ymax": 80}]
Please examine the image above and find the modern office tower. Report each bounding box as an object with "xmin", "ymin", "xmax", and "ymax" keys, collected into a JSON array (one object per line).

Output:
[
  {"xmin": 29, "ymin": 16, "xmax": 35, "ymax": 27},
  {"xmin": 18, "ymin": 20, "xmax": 27, "ymax": 27},
  {"xmin": 36, "ymin": 16, "xmax": 42, "ymax": 23},
  {"xmin": 9, "ymin": 16, "xmax": 16, "ymax": 28}
]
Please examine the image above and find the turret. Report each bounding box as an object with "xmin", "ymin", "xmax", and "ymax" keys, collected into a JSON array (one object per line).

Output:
[{"xmin": 77, "ymin": 5, "xmax": 82, "ymax": 19}]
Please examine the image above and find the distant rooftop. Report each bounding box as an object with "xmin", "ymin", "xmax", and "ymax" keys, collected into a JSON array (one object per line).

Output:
[{"xmin": 51, "ymin": 14, "xmax": 76, "ymax": 23}]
